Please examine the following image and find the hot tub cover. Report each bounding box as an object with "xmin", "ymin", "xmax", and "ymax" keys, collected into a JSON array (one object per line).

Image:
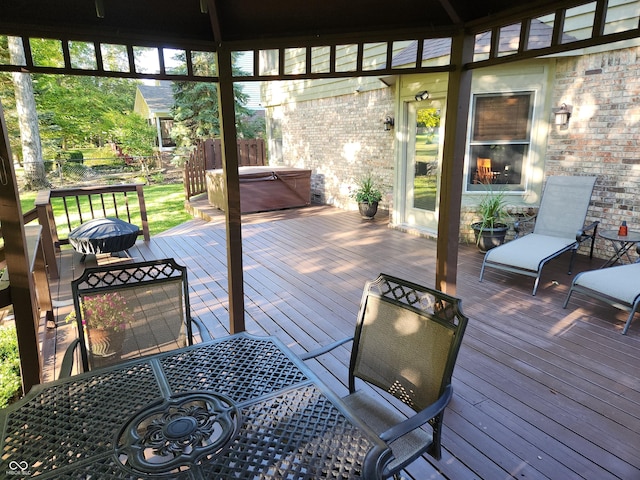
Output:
[
  {"xmin": 69, "ymin": 217, "xmax": 139, "ymax": 254},
  {"xmin": 206, "ymin": 166, "xmax": 311, "ymax": 213}
]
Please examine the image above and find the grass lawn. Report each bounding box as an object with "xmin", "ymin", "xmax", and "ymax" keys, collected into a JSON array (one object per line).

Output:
[
  {"xmin": 413, "ymin": 175, "xmax": 437, "ymax": 211},
  {"xmin": 18, "ymin": 183, "xmax": 192, "ymax": 237},
  {"xmin": 0, "ymin": 324, "xmax": 21, "ymax": 408}
]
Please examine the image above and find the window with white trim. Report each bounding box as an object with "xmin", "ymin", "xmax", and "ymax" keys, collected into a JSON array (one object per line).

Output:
[{"xmin": 467, "ymin": 92, "xmax": 533, "ymax": 191}]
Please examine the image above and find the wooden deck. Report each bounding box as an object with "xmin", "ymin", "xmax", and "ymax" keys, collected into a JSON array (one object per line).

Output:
[{"xmin": 42, "ymin": 204, "xmax": 640, "ymax": 480}]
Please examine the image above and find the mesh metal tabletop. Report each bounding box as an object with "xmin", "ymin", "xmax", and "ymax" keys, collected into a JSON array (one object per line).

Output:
[{"xmin": 1, "ymin": 333, "xmax": 390, "ymax": 479}]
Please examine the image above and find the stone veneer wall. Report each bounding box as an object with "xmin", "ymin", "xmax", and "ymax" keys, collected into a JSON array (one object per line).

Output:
[
  {"xmin": 548, "ymin": 46, "xmax": 640, "ymax": 260},
  {"xmin": 267, "ymin": 87, "xmax": 396, "ymax": 211}
]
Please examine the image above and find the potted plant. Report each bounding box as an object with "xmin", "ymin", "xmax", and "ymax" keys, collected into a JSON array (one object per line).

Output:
[
  {"xmin": 66, "ymin": 292, "xmax": 135, "ymax": 362},
  {"xmin": 351, "ymin": 175, "xmax": 383, "ymax": 219},
  {"xmin": 471, "ymin": 188, "xmax": 510, "ymax": 252}
]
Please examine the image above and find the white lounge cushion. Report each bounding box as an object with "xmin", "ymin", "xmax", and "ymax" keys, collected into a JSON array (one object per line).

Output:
[
  {"xmin": 574, "ymin": 263, "xmax": 640, "ymax": 305},
  {"xmin": 484, "ymin": 234, "xmax": 575, "ymax": 272}
]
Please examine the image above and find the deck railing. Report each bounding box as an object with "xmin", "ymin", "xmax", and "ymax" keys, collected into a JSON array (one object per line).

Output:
[
  {"xmin": 35, "ymin": 184, "xmax": 150, "ymax": 279},
  {"xmin": 0, "ymin": 207, "xmax": 54, "ymax": 326},
  {"xmin": 0, "ymin": 208, "xmax": 37, "ymax": 308}
]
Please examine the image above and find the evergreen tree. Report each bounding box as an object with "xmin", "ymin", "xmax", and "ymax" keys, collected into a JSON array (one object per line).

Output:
[{"xmin": 171, "ymin": 52, "xmax": 259, "ymax": 148}]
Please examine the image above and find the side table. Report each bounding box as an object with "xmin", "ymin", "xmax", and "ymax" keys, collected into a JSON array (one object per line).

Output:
[{"xmin": 598, "ymin": 229, "xmax": 640, "ymax": 268}]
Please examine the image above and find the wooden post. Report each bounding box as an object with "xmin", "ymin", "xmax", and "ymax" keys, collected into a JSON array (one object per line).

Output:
[
  {"xmin": 0, "ymin": 100, "xmax": 42, "ymax": 392},
  {"xmin": 135, "ymin": 184, "xmax": 150, "ymax": 242},
  {"xmin": 217, "ymin": 47, "xmax": 246, "ymax": 333},
  {"xmin": 35, "ymin": 189, "xmax": 59, "ymax": 280},
  {"xmin": 436, "ymin": 32, "xmax": 475, "ymax": 295}
]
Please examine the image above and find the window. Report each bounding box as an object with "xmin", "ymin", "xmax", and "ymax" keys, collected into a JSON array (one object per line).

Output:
[
  {"xmin": 467, "ymin": 92, "xmax": 533, "ymax": 191},
  {"xmin": 159, "ymin": 118, "xmax": 175, "ymax": 147}
]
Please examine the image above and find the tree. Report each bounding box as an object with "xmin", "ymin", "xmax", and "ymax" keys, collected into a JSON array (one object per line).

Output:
[
  {"xmin": 0, "ymin": 37, "xmax": 154, "ymax": 167},
  {"xmin": 33, "ymin": 74, "xmax": 144, "ymax": 156},
  {"xmin": 105, "ymin": 111, "xmax": 156, "ymax": 157},
  {"xmin": 171, "ymin": 52, "xmax": 257, "ymax": 148},
  {"xmin": 417, "ymin": 108, "xmax": 440, "ymax": 129},
  {"xmin": 8, "ymin": 36, "xmax": 47, "ymax": 188}
]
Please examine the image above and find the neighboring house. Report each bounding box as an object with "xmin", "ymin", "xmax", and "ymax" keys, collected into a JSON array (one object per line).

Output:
[
  {"xmin": 262, "ymin": 0, "xmax": 640, "ymax": 261},
  {"xmin": 134, "ymin": 81, "xmax": 176, "ymax": 151},
  {"xmin": 134, "ymin": 54, "xmax": 263, "ymax": 151},
  {"xmin": 235, "ymin": 51, "xmax": 265, "ymax": 112}
]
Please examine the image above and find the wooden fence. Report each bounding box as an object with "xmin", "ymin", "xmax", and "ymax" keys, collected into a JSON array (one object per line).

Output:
[{"xmin": 183, "ymin": 138, "xmax": 266, "ymax": 199}]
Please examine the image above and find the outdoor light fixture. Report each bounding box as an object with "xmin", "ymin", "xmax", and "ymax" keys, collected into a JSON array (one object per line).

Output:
[
  {"xmin": 553, "ymin": 103, "xmax": 572, "ymax": 126},
  {"xmin": 383, "ymin": 115, "xmax": 394, "ymax": 131},
  {"xmin": 415, "ymin": 90, "xmax": 430, "ymax": 101}
]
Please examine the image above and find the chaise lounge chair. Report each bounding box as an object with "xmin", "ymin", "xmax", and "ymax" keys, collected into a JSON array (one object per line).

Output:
[
  {"xmin": 563, "ymin": 244, "xmax": 640, "ymax": 334},
  {"xmin": 479, "ymin": 176, "xmax": 598, "ymax": 295}
]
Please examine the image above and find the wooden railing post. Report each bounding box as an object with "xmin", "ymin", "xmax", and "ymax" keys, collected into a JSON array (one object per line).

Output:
[
  {"xmin": 35, "ymin": 190, "xmax": 59, "ymax": 280},
  {"xmin": 135, "ymin": 184, "xmax": 150, "ymax": 242}
]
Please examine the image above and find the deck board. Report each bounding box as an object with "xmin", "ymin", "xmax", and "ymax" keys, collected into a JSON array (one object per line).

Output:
[{"xmin": 40, "ymin": 204, "xmax": 640, "ymax": 480}]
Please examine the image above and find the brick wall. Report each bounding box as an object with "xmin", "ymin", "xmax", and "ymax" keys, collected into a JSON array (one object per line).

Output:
[
  {"xmin": 549, "ymin": 47, "xmax": 640, "ymax": 260},
  {"xmin": 267, "ymin": 48, "xmax": 640, "ymax": 262},
  {"xmin": 268, "ymin": 87, "xmax": 395, "ymax": 211}
]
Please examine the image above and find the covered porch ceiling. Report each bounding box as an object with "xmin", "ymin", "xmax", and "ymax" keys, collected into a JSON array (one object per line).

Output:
[
  {"xmin": 1, "ymin": 0, "xmax": 639, "ymax": 391},
  {"xmin": 0, "ymin": 1, "xmax": 566, "ymax": 47},
  {"xmin": 2, "ymin": 0, "xmax": 640, "ymax": 80}
]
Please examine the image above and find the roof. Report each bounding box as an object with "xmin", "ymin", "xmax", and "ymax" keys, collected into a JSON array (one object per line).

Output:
[
  {"xmin": 392, "ymin": 19, "xmax": 578, "ymax": 67},
  {"xmin": 137, "ymin": 83, "xmax": 175, "ymax": 113}
]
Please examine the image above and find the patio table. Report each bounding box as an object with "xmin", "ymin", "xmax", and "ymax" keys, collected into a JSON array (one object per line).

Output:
[{"xmin": 0, "ymin": 333, "xmax": 391, "ymax": 479}]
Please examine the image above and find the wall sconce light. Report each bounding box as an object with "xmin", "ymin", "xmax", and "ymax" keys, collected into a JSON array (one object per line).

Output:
[
  {"xmin": 553, "ymin": 103, "xmax": 572, "ymax": 126},
  {"xmin": 383, "ymin": 115, "xmax": 394, "ymax": 131},
  {"xmin": 415, "ymin": 90, "xmax": 430, "ymax": 101}
]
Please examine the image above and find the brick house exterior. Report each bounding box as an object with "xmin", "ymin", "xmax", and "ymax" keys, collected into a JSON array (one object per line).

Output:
[
  {"xmin": 267, "ymin": 86, "xmax": 396, "ymax": 210},
  {"xmin": 546, "ymin": 47, "xmax": 640, "ymax": 260},
  {"xmin": 264, "ymin": 42, "xmax": 640, "ymax": 263}
]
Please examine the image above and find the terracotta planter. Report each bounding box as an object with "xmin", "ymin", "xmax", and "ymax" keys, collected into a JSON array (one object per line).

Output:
[
  {"xmin": 87, "ymin": 328, "xmax": 126, "ymax": 367},
  {"xmin": 358, "ymin": 201, "xmax": 379, "ymax": 219},
  {"xmin": 471, "ymin": 222, "xmax": 508, "ymax": 253}
]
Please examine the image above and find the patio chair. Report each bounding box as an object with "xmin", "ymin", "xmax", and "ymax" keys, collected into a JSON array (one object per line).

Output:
[
  {"xmin": 300, "ymin": 274, "xmax": 468, "ymax": 478},
  {"xmin": 563, "ymin": 244, "xmax": 640, "ymax": 334},
  {"xmin": 479, "ymin": 176, "xmax": 599, "ymax": 295},
  {"xmin": 60, "ymin": 258, "xmax": 210, "ymax": 376}
]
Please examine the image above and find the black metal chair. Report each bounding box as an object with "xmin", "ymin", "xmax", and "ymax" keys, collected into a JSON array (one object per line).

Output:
[
  {"xmin": 60, "ymin": 258, "xmax": 210, "ymax": 377},
  {"xmin": 301, "ymin": 274, "xmax": 468, "ymax": 478}
]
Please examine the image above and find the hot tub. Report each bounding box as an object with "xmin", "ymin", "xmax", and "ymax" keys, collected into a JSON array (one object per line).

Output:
[{"xmin": 206, "ymin": 166, "xmax": 312, "ymax": 214}]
